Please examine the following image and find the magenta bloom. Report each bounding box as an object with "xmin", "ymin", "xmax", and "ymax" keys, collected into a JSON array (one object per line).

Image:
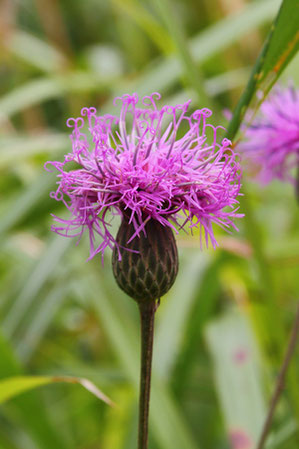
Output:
[
  {"xmin": 239, "ymin": 85, "xmax": 299, "ymax": 184},
  {"xmin": 45, "ymin": 93, "xmax": 242, "ymax": 259}
]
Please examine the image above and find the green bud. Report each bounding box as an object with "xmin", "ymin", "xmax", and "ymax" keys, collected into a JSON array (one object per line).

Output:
[{"xmin": 112, "ymin": 217, "xmax": 178, "ymax": 303}]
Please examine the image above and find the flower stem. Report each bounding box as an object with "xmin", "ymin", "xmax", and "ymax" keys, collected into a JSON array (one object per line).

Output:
[
  {"xmin": 256, "ymin": 302, "xmax": 299, "ymax": 449},
  {"xmin": 138, "ymin": 300, "xmax": 157, "ymax": 449}
]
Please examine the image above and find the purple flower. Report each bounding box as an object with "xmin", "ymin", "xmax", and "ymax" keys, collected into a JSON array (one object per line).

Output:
[
  {"xmin": 45, "ymin": 93, "xmax": 242, "ymax": 259},
  {"xmin": 239, "ymin": 85, "xmax": 299, "ymax": 184}
]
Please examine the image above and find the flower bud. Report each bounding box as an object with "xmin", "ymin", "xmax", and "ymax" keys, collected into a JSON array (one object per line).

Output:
[{"xmin": 112, "ymin": 217, "xmax": 178, "ymax": 303}]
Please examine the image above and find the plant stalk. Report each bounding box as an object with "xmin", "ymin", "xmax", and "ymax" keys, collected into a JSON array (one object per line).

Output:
[
  {"xmin": 256, "ymin": 302, "xmax": 299, "ymax": 449},
  {"xmin": 138, "ymin": 300, "xmax": 157, "ymax": 449}
]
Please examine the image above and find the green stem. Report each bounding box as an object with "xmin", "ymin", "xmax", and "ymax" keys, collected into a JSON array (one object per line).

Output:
[{"xmin": 138, "ymin": 301, "xmax": 156, "ymax": 449}]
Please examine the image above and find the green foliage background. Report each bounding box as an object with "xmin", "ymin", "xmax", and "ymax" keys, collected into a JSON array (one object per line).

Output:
[{"xmin": 0, "ymin": 0, "xmax": 299, "ymax": 448}]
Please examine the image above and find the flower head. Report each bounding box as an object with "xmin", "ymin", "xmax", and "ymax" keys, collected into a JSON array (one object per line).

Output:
[
  {"xmin": 45, "ymin": 93, "xmax": 242, "ymax": 259},
  {"xmin": 239, "ymin": 85, "xmax": 299, "ymax": 184}
]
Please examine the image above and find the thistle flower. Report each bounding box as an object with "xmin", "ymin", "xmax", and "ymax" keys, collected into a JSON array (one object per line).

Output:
[
  {"xmin": 239, "ymin": 85, "xmax": 299, "ymax": 184},
  {"xmin": 45, "ymin": 93, "xmax": 242, "ymax": 266},
  {"xmin": 45, "ymin": 93, "xmax": 243, "ymax": 449}
]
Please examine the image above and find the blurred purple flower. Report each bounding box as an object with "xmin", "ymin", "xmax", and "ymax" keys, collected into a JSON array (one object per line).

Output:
[
  {"xmin": 239, "ymin": 85, "xmax": 299, "ymax": 184},
  {"xmin": 45, "ymin": 93, "xmax": 242, "ymax": 259},
  {"xmin": 229, "ymin": 429, "xmax": 252, "ymax": 449}
]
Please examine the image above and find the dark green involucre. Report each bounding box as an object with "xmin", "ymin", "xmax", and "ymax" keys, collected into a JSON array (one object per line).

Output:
[{"xmin": 112, "ymin": 217, "xmax": 178, "ymax": 302}]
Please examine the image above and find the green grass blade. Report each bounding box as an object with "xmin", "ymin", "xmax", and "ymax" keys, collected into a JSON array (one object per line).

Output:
[
  {"xmin": 2, "ymin": 235, "xmax": 71, "ymax": 337},
  {"xmin": 110, "ymin": 0, "xmax": 173, "ymax": 53},
  {"xmin": 0, "ymin": 376, "xmax": 113, "ymax": 406},
  {"xmin": 151, "ymin": 0, "xmax": 212, "ymax": 106},
  {"xmin": 5, "ymin": 31, "xmax": 67, "ymax": 73},
  {"xmin": 0, "ymin": 73, "xmax": 113, "ymax": 125},
  {"xmin": 154, "ymin": 252, "xmax": 209, "ymax": 378},
  {"xmin": 54, "ymin": 0, "xmax": 280, "ymax": 121},
  {"xmin": 107, "ymin": 0, "xmax": 280, "ymax": 100},
  {"xmin": 15, "ymin": 282, "xmax": 69, "ymax": 363},
  {"xmin": 0, "ymin": 134, "xmax": 68, "ymax": 167},
  {"xmin": 0, "ymin": 173, "xmax": 56, "ymax": 236},
  {"xmin": 226, "ymin": 0, "xmax": 299, "ymax": 141},
  {"xmin": 258, "ymin": 0, "xmax": 299, "ymax": 83},
  {"xmin": 0, "ymin": 333, "xmax": 70, "ymax": 449},
  {"xmin": 171, "ymin": 255, "xmax": 223, "ymax": 397},
  {"xmin": 0, "ymin": 0, "xmax": 279, "ymax": 123},
  {"xmin": 205, "ymin": 309, "xmax": 266, "ymax": 448}
]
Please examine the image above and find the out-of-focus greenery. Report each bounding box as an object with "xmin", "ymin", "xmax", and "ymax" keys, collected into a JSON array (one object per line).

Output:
[{"xmin": 0, "ymin": 0, "xmax": 299, "ymax": 448}]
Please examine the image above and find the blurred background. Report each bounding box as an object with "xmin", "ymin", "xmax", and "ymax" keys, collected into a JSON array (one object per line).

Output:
[{"xmin": 0, "ymin": 0, "xmax": 299, "ymax": 448}]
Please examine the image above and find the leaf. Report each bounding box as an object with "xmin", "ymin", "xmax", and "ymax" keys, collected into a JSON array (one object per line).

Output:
[
  {"xmin": 110, "ymin": 0, "xmax": 173, "ymax": 54},
  {"xmin": 226, "ymin": 0, "xmax": 299, "ymax": 141},
  {"xmin": 157, "ymin": 67, "xmax": 250, "ymax": 109},
  {"xmin": 0, "ymin": 172, "xmax": 56, "ymax": 236},
  {"xmin": 105, "ymin": 0, "xmax": 280, "ymax": 102},
  {"xmin": 4, "ymin": 31, "xmax": 67, "ymax": 73},
  {"xmin": 171, "ymin": 255, "xmax": 223, "ymax": 397},
  {"xmin": 259, "ymin": 0, "xmax": 299, "ymax": 82},
  {"xmin": 0, "ymin": 376, "xmax": 113, "ymax": 406},
  {"xmin": 0, "ymin": 73, "xmax": 113, "ymax": 125},
  {"xmin": 0, "ymin": 134, "xmax": 69, "ymax": 168},
  {"xmin": 266, "ymin": 420, "xmax": 297, "ymax": 449},
  {"xmin": 15, "ymin": 281, "xmax": 69, "ymax": 363},
  {"xmin": 154, "ymin": 251, "xmax": 209, "ymax": 378},
  {"xmin": 0, "ymin": 0, "xmax": 280, "ymax": 121},
  {"xmin": 150, "ymin": 0, "xmax": 212, "ymax": 107},
  {"xmin": 205, "ymin": 309, "xmax": 267, "ymax": 448},
  {"xmin": 0, "ymin": 333, "xmax": 70, "ymax": 449},
  {"xmin": 2, "ymin": 235, "xmax": 72, "ymax": 338}
]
